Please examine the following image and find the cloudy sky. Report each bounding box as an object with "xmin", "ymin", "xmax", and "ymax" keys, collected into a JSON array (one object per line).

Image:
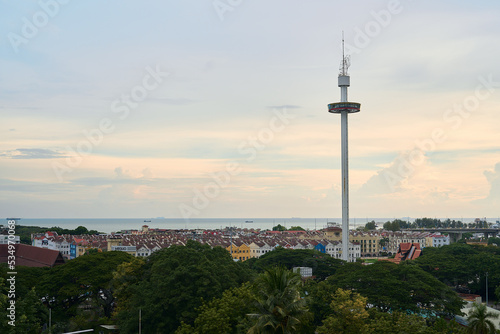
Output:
[{"xmin": 1, "ymin": 0, "xmax": 499, "ymax": 220}]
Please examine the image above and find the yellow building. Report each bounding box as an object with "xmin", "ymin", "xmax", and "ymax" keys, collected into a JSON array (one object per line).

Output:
[
  {"xmin": 226, "ymin": 242, "xmax": 251, "ymax": 261},
  {"xmin": 323, "ymin": 226, "xmax": 342, "ymax": 240},
  {"xmin": 350, "ymin": 233, "xmax": 380, "ymax": 256},
  {"xmin": 107, "ymin": 236, "xmax": 122, "ymax": 252},
  {"xmin": 318, "ymin": 227, "xmax": 381, "ymax": 257},
  {"xmin": 106, "ymin": 236, "xmax": 136, "ymax": 256}
]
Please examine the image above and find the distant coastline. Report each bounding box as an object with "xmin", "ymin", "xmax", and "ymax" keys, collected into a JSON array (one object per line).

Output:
[{"xmin": 2, "ymin": 217, "xmax": 498, "ymax": 234}]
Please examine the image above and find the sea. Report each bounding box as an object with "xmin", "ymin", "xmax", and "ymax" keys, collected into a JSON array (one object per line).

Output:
[{"xmin": 3, "ymin": 217, "xmax": 499, "ymax": 234}]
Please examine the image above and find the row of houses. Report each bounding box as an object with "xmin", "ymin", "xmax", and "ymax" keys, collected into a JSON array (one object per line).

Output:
[
  {"xmin": 223, "ymin": 238, "xmax": 361, "ymax": 262},
  {"xmin": 32, "ymin": 231, "xmax": 107, "ymax": 259},
  {"xmin": 29, "ymin": 226, "xmax": 450, "ymax": 262},
  {"xmin": 317, "ymin": 225, "xmax": 450, "ymax": 256}
]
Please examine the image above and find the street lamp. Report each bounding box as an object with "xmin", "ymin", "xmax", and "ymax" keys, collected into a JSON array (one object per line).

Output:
[{"xmin": 486, "ymin": 271, "xmax": 489, "ymax": 306}]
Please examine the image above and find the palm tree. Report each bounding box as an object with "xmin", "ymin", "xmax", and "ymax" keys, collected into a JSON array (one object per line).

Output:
[
  {"xmin": 248, "ymin": 267, "xmax": 310, "ymax": 334},
  {"xmin": 467, "ymin": 302, "xmax": 499, "ymax": 334}
]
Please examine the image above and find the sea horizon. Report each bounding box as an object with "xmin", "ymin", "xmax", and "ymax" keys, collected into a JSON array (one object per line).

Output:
[{"xmin": 2, "ymin": 217, "xmax": 499, "ymax": 234}]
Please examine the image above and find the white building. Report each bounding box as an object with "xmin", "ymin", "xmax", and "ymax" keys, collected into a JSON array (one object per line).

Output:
[
  {"xmin": 0, "ymin": 235, "xmax": 20, "ymax": 244},
  {"xmin": 428, "ymin": 234, "xmax": 450, "ymax": 247},
  {"xmin": 293, "ymin": 267, "xmax": 313, "ymax": 278}
]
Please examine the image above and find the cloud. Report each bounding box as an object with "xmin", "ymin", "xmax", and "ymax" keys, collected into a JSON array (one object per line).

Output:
[
  {"xmin": 0, "ymin": 178, "xmax": 73, "ymax": 193},
  {"xmin": 267, "ymin": 105, "xmax": 301, "ymax": 109},
  {"xmin": 148, "ymin": 97, "xmax": 197, "ymax": 105},
  {"xmin": 70, "ymin": 167, "xmax": 157, "ymax": 187},
  {"xmin": 357, "ymin": 150, "xmax": 429, "ymax": 196},
  {"xmin": 481, "ymin": 162, "xmax": 500, "ymax": 204},
  {"xmin": 0, "ymin": 148, "xmax": 67, "ymax": 159}
]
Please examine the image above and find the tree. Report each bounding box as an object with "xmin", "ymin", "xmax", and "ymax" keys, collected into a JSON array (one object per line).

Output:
[
  {"xmin": 487, "ymin": 237, "xmax": 500, "ymax": 246},
  {"xmin": 379, "ymin": 237, "xmax": 389, "ymax": 247},
  {"xmin": 415, "ymin": 243, "xmax": 500, "ymax": 299},
  {"xmin": 111, "ymin": 257, "xmax": 145, "ymax": 317},
  {"xmin": 316, "ymin": 288, "xmax": 370, "ymax": 334},
  {"xmin": 248, "ymin": 267, "xmax": 311, "ymax": 334},
  {"xmin": 116, "ymin": 240, "xmax": 253, "ymax": 334},
  {"xmin": 250, "ymin": 248, "xmax": 343, "ymax": 281},
  {"xmin": 383, "ymin": 220, "xmax": 400, "ymax": 232},
  {"xmin": 466, "ymin": 303, "xmax": 498, "ymax": 334},
  {"xmin": 0, "ymin": 274, "xmax": 48, "ymax": 334},
  {"xmin": 314, "ymin": 261, "xmax": 464, "ymax": 316},
  {"xmin": 36, "ymin": 251, "xmax": 134, "ymax": 330},
  {"xmin": 272, "ymin": 224, "xmax": 287, "ymax": 231},
  {"xmin": 364, "ymin": 221, "xmax": 377, "ymax": 231},
  {"xmin": 313, "ymin": 286, "xmax": 465, "ymax": 334},
  {"xmin": 289, "ymin": 226, "xmax": 305, "ymax": 231},
  {"xmin": 175, "ymin": 283, "xmax": 255, "ymax": 334}
]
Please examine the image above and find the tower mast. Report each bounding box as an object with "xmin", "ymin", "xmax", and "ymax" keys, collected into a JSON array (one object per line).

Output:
[{"xmin": 328, "ymin": 35, "xmax": 361, "ymax": 262}]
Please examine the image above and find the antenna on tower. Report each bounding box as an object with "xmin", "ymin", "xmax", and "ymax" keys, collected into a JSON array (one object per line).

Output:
[{"xmin": 339, "ymin": 31, "xmax": 350, "ymax": 76}]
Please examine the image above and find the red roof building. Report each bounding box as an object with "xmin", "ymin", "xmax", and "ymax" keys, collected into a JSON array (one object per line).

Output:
[
  {"xmin": 383, "ymin": 243, "xmax": 422, "ymax": 264},
  {"xmin": 0, "ymin": 244, "xmax": 65, "ymax": 267}
]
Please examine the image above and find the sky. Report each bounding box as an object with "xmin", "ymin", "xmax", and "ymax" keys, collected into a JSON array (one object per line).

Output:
[{"xmin": 1, "ymin": 0, "xmax": 500, "ymax": 220}]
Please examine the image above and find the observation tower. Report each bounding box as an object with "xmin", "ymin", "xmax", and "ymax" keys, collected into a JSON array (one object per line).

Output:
[{"xmin": 328, "ymin": 37, "xmax": 361, "ymax": 262}]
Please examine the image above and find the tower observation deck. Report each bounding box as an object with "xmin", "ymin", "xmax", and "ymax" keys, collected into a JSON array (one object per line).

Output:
[{"xmin": 328, "ymin": 36, "xmax": 361, "ymax": 262}]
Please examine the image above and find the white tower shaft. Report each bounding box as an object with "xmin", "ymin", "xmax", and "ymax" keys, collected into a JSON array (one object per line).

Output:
[{"xmin": 341, "ymin": 85, "xmax": 349, "ymax": 262}]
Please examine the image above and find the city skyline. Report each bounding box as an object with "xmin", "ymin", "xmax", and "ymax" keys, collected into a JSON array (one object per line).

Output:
[{"xmin": 1, "ymin": 1, "xmax": 500, "ymax": 219}]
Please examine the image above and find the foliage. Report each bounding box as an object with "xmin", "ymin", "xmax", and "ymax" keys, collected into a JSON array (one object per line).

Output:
[
  {"xmin": 364, "ymin": 221, "xmax": 377, "ymax": 231},
  {"xmin": 272, "ymin": 224, "xmax": 287, "ymax": 231},
  {"xmin": 116, "ymin": 240, "xmax": 253, "ymax": 334},
  {"xmin": 111, "ymin": 257, "xmax": 145, "ymax": 316},
  {"xmin": 466, "ymin": 302, "xmax": 498, "ymax": 334},
  {"xmin": 175, "ymin": 283, "xmax": 255, "ymax": 334},
  {"xmin": 288, "ymin": 226, "xmax": 305, "ymax": 231},
  {"xmin": 311, "ymin": 261, "xmax": 464, "ymax": 318},
  {"xmin": 383, "ymin": 220, "xmax": 401, "ymax": 231},
  {"xmin": 0, "ymin": 275, "xmax": 48, "ymax": 334},
  {"xmin": 462, "ymin": 232, "xmax": 474, "ymax": 240},
  {"xmin": 250, "ymin": 247, "xmax": 343, "ymax": 281},
  {"xmin": 248, "ymin": 267, "xmax": 311, "ymax": 334},
  {"xmin": 315, "ymin": 287, "xmax": 465, "ymax": 334},
  {"xmin": 36, "ymin": 251, "xmax": 134, "ymax": 328},
  {"xmin": 316, "ymin": 288, "xmax": 370, "ymax": 334},
  {"xmin": 415, "ymin": 243, "xmax": 500, "ymax": 298},
  {"xmin": 4, "ymin": 224, "xmax": 101, "ymax": 244},
  {"xmin": 379, "ymin": 237, "xmax": 389, "ymax": 247},
  {"xmin": 413, "ymin": 218, "xmax": 464, "ymax": 229},
  {"xmin": 367, "ymin": 311, "xmax": 457, "ymax": 334},
  {"xmin": 487, "ymin": 237, "xmax": 500, "ymax": 246}
]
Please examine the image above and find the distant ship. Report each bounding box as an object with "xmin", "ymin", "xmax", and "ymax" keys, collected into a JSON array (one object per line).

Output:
[
  {"xmin": 144, "ymin": 219, "xmax": 152, "ymax": 223},
  {"xmin": 245, "ymin": 220, "xmax": 253, "ymax": 223}
]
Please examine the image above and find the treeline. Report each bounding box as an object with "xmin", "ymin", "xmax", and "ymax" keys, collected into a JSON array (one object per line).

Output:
[
  {"xmin": 4, "ymin": 241, "xmax": 500, "ymax": 333},
  {"xmin": 0, "ymin": 225, "xmax": 101, "ymax": 244},
  {"xmin": 364, "ymin": 218, "xmax": 488, "ymax": 232}
]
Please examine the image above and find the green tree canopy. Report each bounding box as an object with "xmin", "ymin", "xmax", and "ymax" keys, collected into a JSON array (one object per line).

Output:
[
  {"xmin": 364, "ymin": 221, "xmax": 377, "ymax": 231},
  {"xmin": 250, "ymin": 247, "xmax": 343, "ymax": 281},
  {"xmin": 36, "ymin": 251, "xmax": 134, "ymax": 327},
  {"xmin": 316, "ymin": 288, "xmax": 371, "ymax": 334},
  {"xmin": 116, "ymin": 240, "xmax": 253, "ymax": 334},
  {"xmin": 311, "ymin": 261, "xmax": 464, "ymax": 319},
  {"xmin": 415, "ymin": 243, "xmax": 500, "ymax": 299},
  {"xmin": 487, "ymin": 237, "xmax": 500, "ymax": 246},
  {"xmin": 175, "ymin": 283, "xmax": 255, "ymax": 334},
  {"xmin": 272, "ymin": 224, "xmax": 287, "ymax": 231},
  {"xmin": 383, "ymin": 220, "xmax": 400, "ymax": 231}
]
